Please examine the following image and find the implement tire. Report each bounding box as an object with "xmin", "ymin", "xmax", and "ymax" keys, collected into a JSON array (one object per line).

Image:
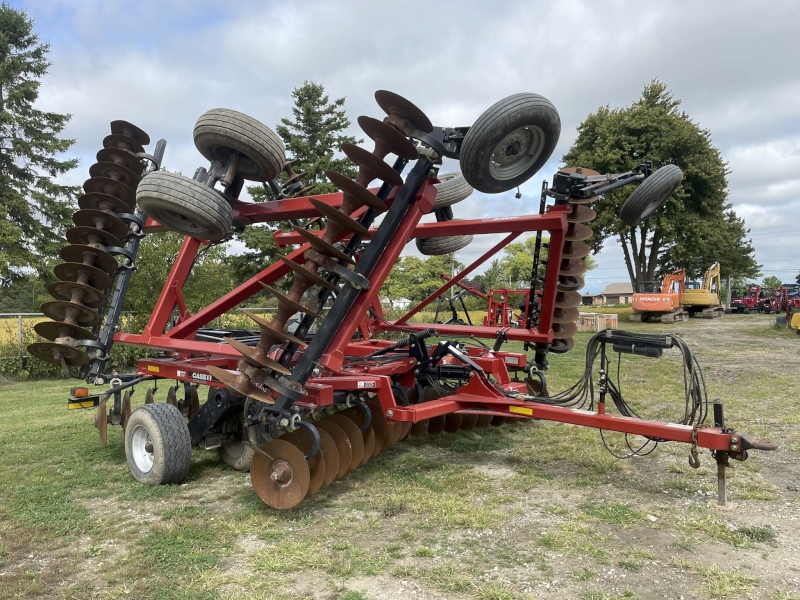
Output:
[
  {"xmin": 125, "ymin": 403, "xmax": 192, "ymax": 486},
  {"xmin": 620, "ymin": 164, "xmax": 683, "ymax": 227}
]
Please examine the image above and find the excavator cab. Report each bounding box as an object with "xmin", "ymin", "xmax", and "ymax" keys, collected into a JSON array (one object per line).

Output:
[{"xmin": 636, "ymin": 282, "xmax": 657, "ymax": 293}]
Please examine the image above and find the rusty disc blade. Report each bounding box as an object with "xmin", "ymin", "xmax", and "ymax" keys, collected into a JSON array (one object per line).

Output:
[
  {"xmin": 366, "ymin": 413, "xmax": 387, "ymax": 458},
  {"xmin": 491, "ymin": 415, "xmax": 508, "ymax": 427},
  {"xmin": 41, "ymin": 300, "xmax": 101, "ymax": 327},
  {"xmin": 47, "ymin": 281, "xmax": 107, "ymax": 308},
  {"xmin": 83, "ymin": 175, "xmax": 136, "ymax": 205},
  {"xmin": 316, "ymin": 428, "xmax": 339, "ymax": 488},
  {"xmin": 399, "ymin": 421, "xmax": 412, "ymax": 441},
  {"xmin": 225, "ymin": 337, "xmax": 291, "ymax": 376},
  {"xmin": 561, "ymin": 240, "xmax": 591, "ymax": 260},
  {"xmin": 78, "ymin": 191, "xmax": 135, "ymax": 214},
  {"xmin": 427, "ymin": 415, "xmax": 446, "ymax": 436},
  {"xmin": 554, "ymin": 292, "xmax": 582, "ymax": 308},
  {"xmin": 560, "ymin": 167, "xmax": 601, "ymax": 176},
  {"xmin": 121, "ymin": 391, "xmax": 132, "ymax": 432},
  {"xmin": 95, "ymin": 398, "xmax": 108, "ymax": 447},
  {"xmin": 27, "ymin": 341, "xmax": 90, "ymax": 366},
  {"xmin": 568, "ymin": 194, "xmax": 599, "ymax": 206},
  {"xmin": 366, "ymin": 400, "xmax": 400, "ymax": 449},
  {"xmin": 525, "ymin": 377, "xmax": 548, "ymax": 397},
  {"xmin": 102, "ymin": 133, "xmax": 144, "ymax": 155},
  {"xmin": 559, "ymin": 259, "xmax": 588, "ymax": 277},
  {"xmin": 443, "ymin": 412, "xmax": 463, "ymax": 433},
  {"xmin": 327, "ymin": 414, "xmax": 364, "ymax": 472},
  {"xmin": 313, "ymin": 420, "xmax": 351, "ymax": 480},
  {"xmin": 309, "ymin": 198, "xmax": 372, "ymax": 240},
  {"xmin": 88, "ymin": 161, "xmax": 141, "ymax": 190},
  {"xmin": 553, "ymin": 321, "xmax": 578, "ymax": 339},
  {"xmin": 145, "ymin": 389, "xmax": 155, "ymax": 404},
  {"xmin": 188, "ymin": 386, "xmax": 200, "ymax": 419},
  {"xmin": 279, "ymin": 256, "xmax": 338, "ymax": 290},
  {"xmin": 66, "ymin": 226, "xmax": 122, "ymax": 249},
  {"xmin": 260, "ymin": 283, "xmax": 320, "ymax": 318},
  {"xmin": 360, "ymin": 425, "xmax": 376, "ymax": 465},
  {"xmin": 240, "ymin": 309, "xmax": 306, "ymax": 347},
  {"xmin": 250, "ymin": 439, "xmax": 310, "ymax": 510},
  {"xmin": 410, "ymin": 419, "xmax": 429, "ymax": 438},
  {"xmin": 341, "ymin": 143, "xmax": 404, "ymax": 187},
  {"xmin": 292, "ymin": 225, "xmax": 355, "ymax": 265},
  {"xmin": 110, "ymin": 120, "xmax": 151, "ymax": 146},
  {"xmin": 281, "ymin": 430, "xmax": 326, "ymax": 498},
  {"xmin": 557, "ymin": 276, "xmax": 585, "ymax": 293},
  {"xmin": 59, "ymin": 244, "xmax": 118, "ymax": 275},
  {"xmin": 53, "ymin": 262, "xmax": 114, "ymax": 291},
  {"xmin": 34, "ymin": 320, "xmax": 95, "ymax": 342},
  {"xmin": 567, "ymin": 205, "xmax": 596, "ymax": 223},
  {"xmin": 166, "ymin": 387, "xmax": 178, "ymax": 407},
  {"xmin": 96, "ymin": 147, "xmax": 144, "ymax": 175},
  {"xmin": 290, "ymin": 184, "xmax": 316, "ymax": 198},
  {"xmin": 326, "ymin": 171, "xmax": 388, "ymax": 213},
  {"xmin": 475, "ymin": 414, "xmax": 493, "ymax": 429},
  {"xmin": 549, "ymin": 337, "xmax": 575, "ymax": 354},
  {"xmin": 358, "ymin": 116, "xmax": 418, "ymax": 160},
  {"xmin": 553, "ymin": 307, "xmax": 580, "ymax": 323},
  {"xmin": 460, "ymin": 414, "xmax": 479, "ymax": 431},
  {"xmin": 73, "ymin": 209, "xmax": 129, "ymax": 240},
  {"xmin": 566, "ymin": 222, "xmax": 593, "ymax": 242},
  {"xmin": 374, "ymin": 90, "xmax": 433, "ymax": 133}
]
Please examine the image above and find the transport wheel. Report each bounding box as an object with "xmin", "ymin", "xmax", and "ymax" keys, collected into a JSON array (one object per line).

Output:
[
  {"xmin": 217, "ymin": 411, "xmax": 257, "ymax": 472},
  {"xmin": 416, "ymin": 231, "xmax": 473, "ymax": 256},
  {"xmin": 137, "ymin": 171, "xmax": 232, "ymax": 241},
  {"xmin": 619, "ymin": 164, "xmax": 683, "ymax": 226},
  {"xmin": 460, "ymin": 93, "xmax": 560, "ymax": 193},
  {"xmin": 431, "ymin": 172, "xmax": 474, "ymax": 212},
  {"xmin": 125, "ymin": 403, "xmax": 192, "ymax": 486},
  {"xmin": 193, "ymin": 108, "xmax": 285, "ymax": 182}
]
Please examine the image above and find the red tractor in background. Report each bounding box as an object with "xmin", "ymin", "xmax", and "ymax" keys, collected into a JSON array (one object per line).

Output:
[{"xmin": 730, "ymin": 284, "xmax": 761, "ymax": 313}]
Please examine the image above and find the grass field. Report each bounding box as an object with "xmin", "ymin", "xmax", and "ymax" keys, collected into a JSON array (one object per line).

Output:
[{"xmin": 0, "ymin": 315, "xmax": 798, "ymax": 599}]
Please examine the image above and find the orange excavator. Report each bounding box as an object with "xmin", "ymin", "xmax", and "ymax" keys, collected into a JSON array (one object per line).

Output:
[{"xmin": 630, "ymin": 269, "xmax": 688, "ymax": 324}]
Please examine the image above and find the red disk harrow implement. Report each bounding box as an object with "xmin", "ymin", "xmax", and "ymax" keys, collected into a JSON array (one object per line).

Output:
[{"xmin": 30, "ymin": 90, "xmax": 776, "ymax": 509}]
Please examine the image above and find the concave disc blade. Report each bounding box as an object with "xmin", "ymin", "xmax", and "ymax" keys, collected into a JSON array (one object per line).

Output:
[
  {"xmin": 317, "ymin": 428, "xmax": 339, "ymax": 488},
  {"xmin": 53, "ymin": 262, "xmax": 113, "ymax": 291},
  {"xmin": 427, "ymin": 415, "xmax": 446, "ymax": 436},
  {"xmin": 367, "ymin": 414, "xmax": 387, "ymax": 458},
  {"xmin": 567, "ymin": 205, "xmax": 596, "ymax": 223},
  {"xmin": 279, "ymin": 256, "xmax": 338, "ymax": 290},
  {"xmin": 553, "ymin": 321, "xmax": 579, "ymax": 339},
  {"xmin": 34, "ymin": 320, "xmax": 95, "ymax": 342},
  {"xmin": 41, "ymin": 300, "xmax": 101, "ymax": 327},
  {"xmin": 250, "ymin": 439, "xmax": 310, "ymax": 510},
  {"xmin": 309, "ymin": 198, "xmax": 372, "ymax": 239},
  {"xmin": 225, "ymin": 336, "xmax": 291, "ymax": 375},
  {"xmin": 549, "ymin": 337, "xmax": 575, "ymax": 354},
  {"xmin": 339, "ymin": 408, "xmax": 376, "ymax": 466},
  {"xmin": 291, "ymin": 225, "xmax": 355, "ymax": 265},
  {"xmin": 110, "ymin": 120, "xmax": 151, "ymax": 145},
  {"xmin": 553, "ymin": 307, "xmax": 580, "ymax": 323},
  {"xmin": 557, "ymin": 275, "xmax": 585, "ymax": 292},
  {"xmin": 460, "ymin": 414, "xmax": 479, "ymax": 431},
  {"xmin": 73, "ymin": 208, "xmax": 129, "ymax": 240},
  {"xmin": 281, "ymin": 430, "xmax": 326, "ymax": 499},
  {"xmin": 367, "ymin": 400, "xmax": 400, "ymax": 449},
  {"xmin": 357, "ymin": 116, "xmax": 418, "ymax": 160},
  {"xmin": 491, "ymin": 416, "xmax": 508, "ymax": 427},
  {"xmin": 121, "ymin": 391, "xmax": 132, "ymax": 432},
  {"xmin": 562, "ymin": 240, "xmax": 591, "ymax": 259},
  {"xmin": 444, "ymin": 412, "xmax": 463, "ymax": 433},
  {"xmin": 566, "ymin": 223, "xmax": 593, "ymax": 242},
  {"xmin": 475, "ymin": 414, "xmax": 493, "ymax": 429},
  {"xmin": 326, "ymin": 171, "xmax": 388, "ymax": 213},
  {"xmin": 314, "ymin": 421, "xmax": 351, "ymax": 480},
  {"xmin": 326, "ymin": 414, "xmax": 364, "ymax": 473},
  {"xmin": 59, "ymin": 243, "xmax": 118, "ymax": 275},
  {"xmin": 341, "ymin": 143, "xmax": 403, "ymax": 187},
  {"xmin": 398, "ymin": 421, "xmax": 412, "ymax": 441},
  {"xmin": 410, "ymin": 419, "xmax": 429, "ymax": 438},
  {"xmin": 374, "ymin": 90, "xmax": 433, "ymax": 133},
  {"xmin": 554, "ymin": 291, "xmax": 583, "ymax": 308},
  {"xmin": 94, "ymin": 398, "xmax": 108, "ymax": 447},
  {"xmin": 559, "ymin": 259, "xmax": 588, "ymax": 277},
  {"xmin": 27, "ymin": 342, "xmax": 90, "ymax": 366}
]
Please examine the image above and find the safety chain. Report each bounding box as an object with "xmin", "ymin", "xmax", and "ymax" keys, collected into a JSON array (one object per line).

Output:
[{"xmin": 688, "ymin": 423, "xmax": 711, "ymax": 468}]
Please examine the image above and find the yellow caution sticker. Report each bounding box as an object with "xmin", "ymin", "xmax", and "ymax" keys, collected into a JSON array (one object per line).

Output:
[
  {"xmin": 147, "ymin": 365, "xmax": 160, "ymax": 373},
  {"xmin": 68, "ymin": 400, "xmax": 98, "ymax": 410},
  {"xmin": 509, "ymin": 405, "xmax": 533, "ymax": 416}
]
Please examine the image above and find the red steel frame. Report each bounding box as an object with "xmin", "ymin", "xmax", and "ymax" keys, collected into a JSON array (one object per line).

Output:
[{"xmin": 120, "ymin": 185, "xmax": 746, "ymax": 456}]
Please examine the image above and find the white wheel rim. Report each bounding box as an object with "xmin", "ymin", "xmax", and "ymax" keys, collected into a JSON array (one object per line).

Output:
[
  {"xmin": 131, "ymin": 424, "xmax": 154, "ymax": 473},
  {"xmin": 489, "ymin": 125, "xmax": 545, "ymax": 180}
]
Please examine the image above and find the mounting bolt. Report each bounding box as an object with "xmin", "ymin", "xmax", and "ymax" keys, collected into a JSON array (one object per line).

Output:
[
  {"xmin": 278, "ymin": 418, "xmax": 289, "ymax": 427},
  {"xmin": 731, "ymin": 444, "xmax": 739, "ymax": 451},
  {"xmin": 386, "ymin": 410, "xmax": 393, "ymax": 419},
  {"xmin": 312, "ymin": 367, "xmax": 321, "ymax": 377},
  {"xmin": 730, "ymin": 436, "xmax": 738, "ymax": 443},
  {"xmin": 469, "ymin": 372, "xmax": 474, "ymax": 378},
  {"xmin": 414, "ymin": 369, "xmax": 419, "ymax": 375}
]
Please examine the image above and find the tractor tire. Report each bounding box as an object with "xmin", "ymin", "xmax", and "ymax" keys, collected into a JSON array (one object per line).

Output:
[
  {"xmin": 193, "ymin": 108, "xmax": 285, "ymax": 182},
  {"xmin": 137, "ymin": 171, "xmax": 232, "ymax": 241},
  {"xmin": 217, "ymin": 411, "xmax": 257, "ymax": 472},
  {"xmin": 620, "ymin": 164, "xmax": 683, "ymax": 227},
  {"xmin": 125, "ymin": 403, "xmax": 192, "ymax": 486},
  {"xmin": 460, "ymin": 93, "xmax": 560, "ymax": 194},
  {"xmin": 431, "ymin": 172, "xmax": 473, "ymax": 212}
]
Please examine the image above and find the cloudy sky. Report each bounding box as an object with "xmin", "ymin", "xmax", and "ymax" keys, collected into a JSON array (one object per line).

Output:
[{"xmin": 15, "ymin": 0, "xmax": 800, "ymax": 293}]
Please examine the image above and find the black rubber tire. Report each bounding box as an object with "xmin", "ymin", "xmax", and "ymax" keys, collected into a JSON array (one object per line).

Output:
[
  {"xmin": 137, "ymin": 171, "xmax": 232, "ymax": 241},
  {"xmin": 460, "ymin": 93, "xmax": 560, "ymax": 194},
  {"xmin": 217, "ymin": 411, "xmax": 257, "ymax": 472},
  {"xmin": 416, "ymin": 232, "xmax": 473, "ymax": 256},
  {"xmin": 124, "ymin": 403, "xmax": 192, "ymax": 485},
  {"xmin": 193, "ymin": 108, "xmax": 285, "ymax": 182},
  {"xmin": 431, "ymin": 172, "xmax": 473, "ymax": 212},
  {"xmin": 619, "ymin": 164, "xmax": 683, "ymax": 227}
]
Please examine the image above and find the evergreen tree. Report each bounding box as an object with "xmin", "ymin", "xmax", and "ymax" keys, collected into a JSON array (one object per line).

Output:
[
  {"xmin": 0, "ymin": 4, "xmax": 78, "ymax": 285},
  {"xmin": 563, "ymin": 80, "xmax": 760, "ymax": 288},
  {"xmin": 275, "ymin": 81, "xmax": 361, "ymax": 194}
]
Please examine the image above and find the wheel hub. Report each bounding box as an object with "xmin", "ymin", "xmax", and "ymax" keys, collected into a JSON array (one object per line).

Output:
[
  {"xmin": 131, "ymin": 424, "xmax": 154, "ymax": 473},
  {"xmin": 489, "ymin": 126, "xmax": 545, "ymax": 180}
]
